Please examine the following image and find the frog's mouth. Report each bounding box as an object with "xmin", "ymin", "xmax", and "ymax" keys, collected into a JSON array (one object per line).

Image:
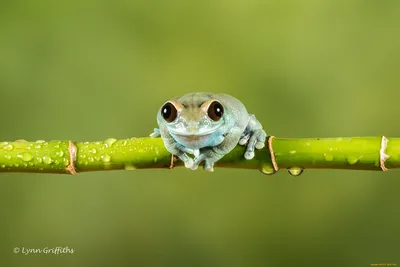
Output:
[
  {"xmin": 169, "ymin": 127, "xmax": 219, "ymax": 143},
  {"xmin": 170, "ymin": 127, "xmax": 218, "ymax": 137}
]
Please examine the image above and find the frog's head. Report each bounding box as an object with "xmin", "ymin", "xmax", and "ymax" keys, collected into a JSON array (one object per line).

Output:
[{"xmin": 157, "ymin": 94, "xmax": 229, "ymax": 147}]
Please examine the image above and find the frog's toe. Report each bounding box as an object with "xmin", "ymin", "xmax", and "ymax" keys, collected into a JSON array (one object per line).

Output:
[
  {"xmin": 203, "ymin": 160, "xmax": 215, "ymax": 172},
  {"xmin": 255, "ymin": 141, "xmax": 265, "ymax": 149},
  {"xmin": 179, "ymin": 153, "xmax": 194, "ymax": 169},
  {"xmin": 239, "ymin": 135, "xmax": 250, "ymax": 145},
  {"xmin": 244, "ymin": 151, "xmax": 255, "ymax": 160},
  {"xmin": 192, "ymin": 154, "xmax": 205, "ymax": 170},
  {"xmin": 150, "ymin": 128, "xmax": 161, "ymax": 138},
  {"xmin": 184, "ymin": 158, "xmax": 194, "ymax": 169}
]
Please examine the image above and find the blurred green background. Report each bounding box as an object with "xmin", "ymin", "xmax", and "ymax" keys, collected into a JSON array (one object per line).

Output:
[{"xmin": 1, "ymin": 0, "xmax": 400, "ymax": 266}]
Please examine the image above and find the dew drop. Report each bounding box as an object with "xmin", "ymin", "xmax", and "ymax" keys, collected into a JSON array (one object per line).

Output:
[
  {"xmin": 55, "ymin": 150, "xmax": 64, "ymax": 157},
  {"xmin": 80, "ymin": 154, "xmax": 86, "ymax": 159},
  {"xmin": 1, "ymin": 142, "xmax": 9, "ymax": 146},
  {"xmin": 35, "ymin": 145, "xmax": 41, "ymax": 149},
  {"xmin": 95, "ymin": 141, "xmax": 101, "ymax": 145},
  {"xmin": 347, "ymin": 155, "xmax": 359, "ymax": 165},
  {"xmin": 4, "ymin": 155, "xmax": 11, "ymax": 160},
  {"xmin": 124, "ymin": 163, "xmax": 136, "ymax": 170},
  {"xmin": 89, "ymin": 148, "xmax": 97, "ymax": 154},
  {"xmin": 54, "ymin": 160, "xmax": 60, "ymax": 165},
  {"xmin": 259, "ymin": 166, "xmax": 276, "ymax": 175},
  {"xmin": 36, "ymin": 157, "xmax": 42, "ymax": 163},
  {"xmin": 54, "ymin": 144, "xmax": 60, "ymax": 148},
  {"xmin": 288, "ymin": 167, "xmax": 304, "ymax": 176},
  {"xmin": 36, "ymin": 140, "xmax": 45, "ymax": 144},
  {"xmin": 0, "ymin": 164, "xmax": 5, "ymax": 168},
  {"xmin": 289, "ymin": 150, "xmax": 296, "ymax": 154},
  {"xmin": 19, "ymin": 153, "xmax": 33, "ymax": 162},
  {"xmin": 43, "ymin": 156, "xmax": 53, "ymax": 165},
  {"xmin": 15, "ymin": 139, "xmax": 27, "ymax": 142},
  {"xmin": 102, "ymin": 154, "xmax": 111, "ymax": 163},
  {"xmin": 88, "ymin": 157, "xmax": 94, "ymax": 162},
  {"xmin": 324, "ymin": 153, "xmax": 334, "ymax": 161},
  {"xmin": 122, "ymin": 140, "xmax": 128, "ymax": 146},
  {"xmin": 3, "ymin": 144, "xmax": 13, "ymax": 150},
  {"xmin": 14, "ymin": 164, "xmax": 19, "ymax": 167}
]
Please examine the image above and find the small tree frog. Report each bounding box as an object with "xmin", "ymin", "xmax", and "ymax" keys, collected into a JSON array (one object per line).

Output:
[{"xmin": 150, "ymin": 92, "xmax": 267, "ymax": 172}]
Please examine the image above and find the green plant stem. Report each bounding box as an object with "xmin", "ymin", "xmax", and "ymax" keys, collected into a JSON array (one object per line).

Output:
[{"xmin": 0, "ymin": 137, "xmax": 398, "ymax": 174}]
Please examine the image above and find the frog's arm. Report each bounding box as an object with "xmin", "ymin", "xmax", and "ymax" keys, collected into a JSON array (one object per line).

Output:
[{"xmin": 156, "ymin": 124, "xmax": 194, "ymax": 168}]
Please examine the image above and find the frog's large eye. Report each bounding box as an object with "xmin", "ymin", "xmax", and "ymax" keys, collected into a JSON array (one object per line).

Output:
[
  {"xmin": 207, "ymin": 101, "xmax": 224, "ymax": 121},
  {"xmin": 161, "ymin": 102, "xmax": 178, "ymax": 123}
]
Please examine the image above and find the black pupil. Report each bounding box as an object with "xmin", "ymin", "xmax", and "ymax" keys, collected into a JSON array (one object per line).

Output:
[
  {"xmin": 214, "ymin": 105, "xmax": 223, "ymax": 117},
  {"xmin": 162, "ymin": 106, "xmax": 171, "ymax": 118}
]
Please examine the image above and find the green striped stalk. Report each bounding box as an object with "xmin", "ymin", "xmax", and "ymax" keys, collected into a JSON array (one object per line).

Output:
[{"xmin": 0, "ymin": 136, "xmax": 398, "ymax": 175}]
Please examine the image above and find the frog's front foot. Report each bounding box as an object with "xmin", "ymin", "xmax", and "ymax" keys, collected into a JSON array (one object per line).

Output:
[
  {"xmin": 178, "ymin": 153, "xmax": 194, "ymax": 169},
  {"xmin": 191, "ymin": 153, "xmax": 215, "ymax": 172},
  {"xmin": 244, "ymin": 129, "xmax": 267, "ymax": 160},
  {"xmin": 149, "ymin": 128, "xmax": 161, "ymax": 138}
]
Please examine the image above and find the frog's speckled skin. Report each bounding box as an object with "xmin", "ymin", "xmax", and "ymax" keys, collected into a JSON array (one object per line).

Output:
[{"xmin": 150, "ymin": 92, "xmax": 266, "ymax": 172}]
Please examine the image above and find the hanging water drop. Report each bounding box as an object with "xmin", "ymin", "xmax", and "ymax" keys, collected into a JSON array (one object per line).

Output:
[
  {"xmin": 259, "ymin": 166, "xmax": 276, "ymax": 175},
  {"xmin": 288, "ymin": 167, "xmax": 304, "ymax": 176},
  {"xmin": 124, "ymin": 163, "xmax": 136, "ymax": 170}
]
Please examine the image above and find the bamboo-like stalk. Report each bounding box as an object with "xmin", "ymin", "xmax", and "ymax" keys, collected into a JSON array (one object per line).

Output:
[{"xmin": 0, "ymin": 136, "xmax": 398, "ymax": 174}]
